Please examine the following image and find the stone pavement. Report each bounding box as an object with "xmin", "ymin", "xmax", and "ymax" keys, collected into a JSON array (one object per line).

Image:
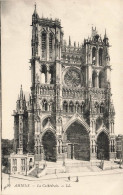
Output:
[{"xmin": 9, "ymin": 167, "xmax": 123, "ymax": 181}]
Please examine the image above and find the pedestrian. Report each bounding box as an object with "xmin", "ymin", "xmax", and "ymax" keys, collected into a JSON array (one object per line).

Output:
[
  {"xmin": 68, "ymin": 176, "xmax": 70, "ymax": 181},
  {"xmin": 76, "ymin": 176, "xmax": 79, "ymax": 182},
  {"xmin": 43, "ymin": 164, "xmax": 45, "ymax": 169}
]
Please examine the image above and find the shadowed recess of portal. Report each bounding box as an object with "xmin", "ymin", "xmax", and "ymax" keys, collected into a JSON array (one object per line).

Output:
[
  {"xmin": 66, "ymin": 121, "xmax": 90, "ymax": 161},
  {"xmin": 42, "ymin": 130, "xmax": 56, "ymax": 162},
  {"xmin": 97, "ymin": 132, "xmax": 109, "ymax": 160}
]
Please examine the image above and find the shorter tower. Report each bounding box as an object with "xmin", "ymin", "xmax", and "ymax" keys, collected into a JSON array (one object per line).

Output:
[{"xmin": 13, "ymin": 85, "xmax": 28, "ymax": 154}]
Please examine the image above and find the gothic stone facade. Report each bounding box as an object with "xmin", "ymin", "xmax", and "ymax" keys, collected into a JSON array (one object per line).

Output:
[{"xmin": 13, "ymin": 8, "xmax": 116, "ymax": 162}]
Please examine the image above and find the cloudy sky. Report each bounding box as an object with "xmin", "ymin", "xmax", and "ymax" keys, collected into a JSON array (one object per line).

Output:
[{"xmin": 1, "ymin": 0, "xmax": 123, "ymax": 139}]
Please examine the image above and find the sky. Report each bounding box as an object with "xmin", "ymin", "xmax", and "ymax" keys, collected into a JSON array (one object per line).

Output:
[{"xmin": 1, "ymin": 0, "xmax": 123, "ymax": 139}]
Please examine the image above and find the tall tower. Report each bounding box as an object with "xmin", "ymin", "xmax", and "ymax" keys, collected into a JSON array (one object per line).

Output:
[
  {"xmin": 82, "ymin": 27, "xmax": 116, "ymax": 159},
  {"xmin": 28, "ymin": 5, "xmax": 63, "ymax": 161}
]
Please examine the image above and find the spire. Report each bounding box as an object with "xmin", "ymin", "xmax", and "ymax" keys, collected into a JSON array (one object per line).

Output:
[
  {"xmin": 103, "ymin": 28, "xmax": 109, "ymax": 45},
  {"xmin": 34, "ymin": 2, "xmax": 36, "ymax": 12},
  {"xmin": 34, "ymin": 2, "xmax": 37, "ymax": 15},
  {"xmin": 20, "ymin": 85, "xmax": 23, "ymax": 99},
  {"xmin": 69, "ymin": 36, "xmax": 71, "ymax": 46},
  {"xmin": 104, "ymin": 29, "xmax": 108, "ymax": 39},
  {"xmin": 33, "ymin": 2, "xmax": 38, "ymax": 17}
]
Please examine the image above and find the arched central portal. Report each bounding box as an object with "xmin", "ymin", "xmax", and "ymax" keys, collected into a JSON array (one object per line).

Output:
[
  {"xmin": 42, "ymin": 130, "xmax": 56, "ymax": 162},
  {"xmin": 97, "ymin": 132, "xmax": 109, "ymax": 160},
  {"xmin": 66, "ymin": 121, "xmax": 90, "ymax": 161}
]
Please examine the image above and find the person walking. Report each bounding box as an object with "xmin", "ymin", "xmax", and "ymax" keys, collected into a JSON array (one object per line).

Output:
[{"xmin": 75, "ymin": 176, "xmax": 79, "ymax": 182}]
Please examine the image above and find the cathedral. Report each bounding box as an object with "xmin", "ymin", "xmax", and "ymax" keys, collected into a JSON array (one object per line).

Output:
[{"xmin": 13, "ymin": 6, "xmax": 116, "ymax": 163}]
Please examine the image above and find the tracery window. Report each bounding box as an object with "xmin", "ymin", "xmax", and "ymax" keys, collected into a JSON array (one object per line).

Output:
[
  {"xmin": 69, "ymin": 101, "xmax": 74, "ymax": 113},
  {"xmin": 92, "ymin": 71, "xmax": 97, "ymax": 87},
  {"xmin": 42, "ymin": 99, "xmax": 48, "ymax": 111},
  {"xmin": 63, "ymin": 101, "xmax": 68, "ymax": 112},
  {"xmin": 42, "ymin": 31, "xmax": 46, "ymax": 58},
  {"xmin": 100, "ymin": 103, "xmax": 104, "ymax": 113},
  {"xmin": 75, "ymin": 101, "xmax": 80, "ymax": 112},
  {"xmin": 99, "ymin": 48, "xmax": 103, "ymax": 66},
  {"xmin": 92, "ymin": 47, "xmax": 96, "ymax": 65},
  {"xmin": 41, "ymin": 65, "xmax": 47, "ymax": 83},
  {"xmin": 64, "ymin": 69, "xmax": 81, "ymax": 88},
  {"xmin": 49, "ymin": 33, "xmax": 53, "ymax": 59},
  {"xmin": 99, "ymin": 72, "xmax": 105, "ymax": 88}
]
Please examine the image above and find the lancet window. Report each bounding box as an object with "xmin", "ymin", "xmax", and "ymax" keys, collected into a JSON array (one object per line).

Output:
[
  {"xmin": 49, "ymin": 33, "xmax": 53, "ymax": 59},
  {"xmin": 92, "ymin": 47, "xmax": 96, "ymax": 65},
  {"xmin": 42, "ymin": 31, "xmax": 46, "ymax": 58},
  {"xmin": 99, "ymin": 48, "xmax": 103, "ymax": 66}
]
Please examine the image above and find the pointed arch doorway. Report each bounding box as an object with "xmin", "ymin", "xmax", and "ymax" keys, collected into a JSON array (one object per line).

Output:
[
  {"xmin": 97, "ymin": 132, "xmax": 109, "ymax": 160},
  {"xmin": 65, "ymin": 121, "xmax": 90, "ymax": 161},
  {"xmin": 42, "ymin": 130, "xmax": 56, "ymax": 162}
]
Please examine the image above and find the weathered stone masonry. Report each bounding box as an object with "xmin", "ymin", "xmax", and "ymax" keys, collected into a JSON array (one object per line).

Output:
[{"xmin": 13, "ymin": 6, "xmax": 116, "ymax": 162}]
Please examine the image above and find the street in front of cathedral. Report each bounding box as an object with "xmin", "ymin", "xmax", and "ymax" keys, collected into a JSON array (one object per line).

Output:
[{"xmin": 2, "ymin": 168, "xmax": 123, "ymax": 195}]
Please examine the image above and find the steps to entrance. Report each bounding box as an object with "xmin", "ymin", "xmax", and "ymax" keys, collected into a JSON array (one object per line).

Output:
[
  {"xmin": 28, "ymin": 160, "xmax": 103, "ymax": 177},
  {"xmin": 45, "ymin": 161, "xmax": 65, "ymax": 175},
  {"xmin": 29, "ymin": 161, "xmax": 65, "ymax": 177},
  {"xmin": 102, "ymin": 161, "xmax": 120, "ymax": 170},
  {"xmin": 29, "ymin": 167, "xmax": 43, "ymax": 177},
  {"xmin": 65, "ymin": 159, "xmax": 100, "ymax": 167},
  {"xmin": 64, "ymin": 159, "xmax": 102, "ymax": 173},
  {"xmin": 87, "ymin": 166, "xmax": 102, "ymax": 172},
  {"xmin": 65, "ymin": 166, "xmax": 91, "ymax": 173}
]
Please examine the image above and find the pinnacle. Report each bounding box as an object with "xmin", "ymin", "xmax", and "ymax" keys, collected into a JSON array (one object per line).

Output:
[
  {"xmin": 69, "ymin": 36, "xmax": 71, "ymax": 46},
  {"xmin": 20, "ymin": 84, "xmax": 23, "ymax": 99}
]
